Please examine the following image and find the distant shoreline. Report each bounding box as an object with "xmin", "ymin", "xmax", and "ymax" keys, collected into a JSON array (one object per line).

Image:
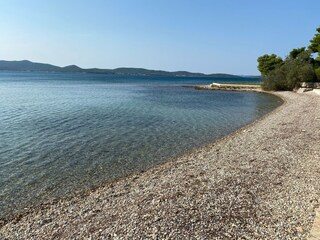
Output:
[{"xmin": 0, "ymin": 60, "xmax": 260, "ymax": 78}]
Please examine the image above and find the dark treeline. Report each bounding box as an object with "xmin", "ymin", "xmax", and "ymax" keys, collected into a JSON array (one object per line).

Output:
[{"xmin": 257, "ymin": 27, "xmax": 320, "ymax": 91}]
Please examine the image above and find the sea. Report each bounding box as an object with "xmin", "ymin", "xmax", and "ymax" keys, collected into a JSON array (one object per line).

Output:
[{"xmin": 0, "ymin": 71, "xmax": 282, "ymax": 219}]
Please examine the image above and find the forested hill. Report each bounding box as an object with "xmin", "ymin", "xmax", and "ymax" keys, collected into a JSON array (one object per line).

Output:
[{"xmin": 0, "ymin": 60, "xmax": 248, "ymax": 78}]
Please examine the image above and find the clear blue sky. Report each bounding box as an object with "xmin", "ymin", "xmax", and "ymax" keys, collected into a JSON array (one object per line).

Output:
[{"xmin": 0, "ymin": 0, "xmax": 319, "ymax": 75}]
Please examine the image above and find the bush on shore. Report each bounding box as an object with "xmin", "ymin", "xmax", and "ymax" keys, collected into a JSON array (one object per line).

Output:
[
  {"xmin": 258, "ymin": 27, "xmax": 320, "ymax": 91},
  {"xmin": 315, "ymin": 67, "xmax": 320, "ymax": 80}
]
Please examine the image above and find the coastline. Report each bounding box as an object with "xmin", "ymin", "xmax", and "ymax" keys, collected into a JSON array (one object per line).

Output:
[
  {"xmin": 1, "ymin": 91, "xmax": 320, "ymax": 239},
  {"xmin": 193, "ymin": 83, "xmax": 263, "ymax": 92}
]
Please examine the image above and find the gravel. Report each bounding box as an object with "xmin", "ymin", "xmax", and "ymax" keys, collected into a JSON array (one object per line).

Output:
[{"xmin": 1, "ymin": 91, "xmax": 319, "ymax": 239}]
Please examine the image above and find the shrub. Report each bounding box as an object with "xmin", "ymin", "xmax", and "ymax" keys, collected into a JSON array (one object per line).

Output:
[
  {"xmin": 315, "ymin": 67, "xmax": 320, "ymax": 81},
  {"xmin": 261, "ymin": 65, "xmax": 288, "ymax": 91},
  {"xmin": 261, "ymin": 61, "xmax": 317, "ymax": 91},
  {"xmin": 286, "ymin": 61, "xmax": 317, "ymax": 89}
]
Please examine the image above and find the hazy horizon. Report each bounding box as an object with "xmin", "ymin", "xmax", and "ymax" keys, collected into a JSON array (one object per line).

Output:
[{"xmin": 0, "ymin": 0, "xmax": 319, "ymax": 75}]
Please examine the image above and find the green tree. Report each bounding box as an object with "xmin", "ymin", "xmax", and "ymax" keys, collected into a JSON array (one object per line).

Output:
[
  {"xmin": 257, "ymin": 54, "xmax": 283, "ymax": 77},
  {"xmin": 288, "ymin": 49, "xmax": 314, "ymax": 65},
  {"xmin": 309, "ymin": 27, "xmax": 320, "ymax": 64},
  {"xmin": 309, "ymin": 27, "xmax": 320, "ymax": 53},
  {"xmin": 258, "ymin": 26, "xmax": 320, "ymax": 91},
  {"xmin": 315, "ymin": 67, "xmax": 320, "ymax": 80},
  {"xmin": 289, "ymin": 47, "xmax": 306, "ymax": 59}
]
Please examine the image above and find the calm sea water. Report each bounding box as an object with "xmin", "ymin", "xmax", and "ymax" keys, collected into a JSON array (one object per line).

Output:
[{"xmin": 0, "ymin": 72, "xmax": 282, "ymax": 219}]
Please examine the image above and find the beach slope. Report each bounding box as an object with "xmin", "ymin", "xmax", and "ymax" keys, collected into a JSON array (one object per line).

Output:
[{"xmin": 1, "ymin": 92, "xmax": 320, "ymax": 239}]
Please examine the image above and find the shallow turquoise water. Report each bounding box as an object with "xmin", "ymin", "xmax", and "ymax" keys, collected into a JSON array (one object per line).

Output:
[{"xmin": 0, "ymin": 72, "xmax": 282, "ymax": 218}]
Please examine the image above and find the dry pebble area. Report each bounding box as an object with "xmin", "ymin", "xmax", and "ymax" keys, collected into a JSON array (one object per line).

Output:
[{"xmin": 1, "ymin": 92, "xmax": 320, "ymax": 239}]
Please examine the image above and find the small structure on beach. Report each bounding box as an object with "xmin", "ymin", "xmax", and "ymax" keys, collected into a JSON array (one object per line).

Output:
[{"xmin": 296, "ymin": 82, "xmax": 320, "ymax": 93}]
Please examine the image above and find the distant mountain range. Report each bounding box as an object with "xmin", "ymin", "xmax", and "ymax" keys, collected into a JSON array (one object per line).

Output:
[{"xmin": 0, "ymin": 60, "xmax": 256, "ymax": 78}]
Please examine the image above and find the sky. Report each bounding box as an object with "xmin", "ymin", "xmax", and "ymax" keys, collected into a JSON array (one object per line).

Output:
[{"xmin": 0, "ymin": 0, "xmax": 319, "ymax": 75}]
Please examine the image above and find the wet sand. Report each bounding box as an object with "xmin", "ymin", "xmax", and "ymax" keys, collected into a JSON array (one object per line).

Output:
[{"xmin": 1, "ymin": 91, "xmax": 320, "ymax": 239}]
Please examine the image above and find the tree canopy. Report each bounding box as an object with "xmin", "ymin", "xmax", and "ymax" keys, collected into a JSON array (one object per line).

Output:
[
  {"xmin": 309, "ymin": 27, "xmax": 320, "ymax": 53},
  {"xmin": 257, "ymin": 26, "xmax": 320, "ymax": 91},
  {"xmin": 257, "ymin": 54, "xmax": 283, "ymax": 77},
  {"xmin": 289, "ymin": 47, "xmax": 306, "ymax": 59}
]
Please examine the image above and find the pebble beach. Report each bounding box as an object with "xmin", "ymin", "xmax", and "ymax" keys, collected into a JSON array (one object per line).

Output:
[{"xmin": 1, "ymin": 91, "xmax": 320, "ymax": 239}]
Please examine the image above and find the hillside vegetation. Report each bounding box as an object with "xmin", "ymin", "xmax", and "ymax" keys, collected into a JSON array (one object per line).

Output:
[{"xmin": 0, "ymin": 60, "xmax": 243, "ymax": 79}]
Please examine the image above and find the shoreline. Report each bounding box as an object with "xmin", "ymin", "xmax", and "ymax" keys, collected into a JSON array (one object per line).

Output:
[
  {"xmin": 0, "ymin": 88, "xmax": 283, "ymax": 226},
  {"xmin": 1, "ymin": 91, "xmax": 320, "ymax": 239},
  {"xmin": 193, "ymin": 83, "xmax": 263, "ymax": 92},
  {"xmin": 0, "ymin": 87, "xmax": 281, "ymax": 225}
]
